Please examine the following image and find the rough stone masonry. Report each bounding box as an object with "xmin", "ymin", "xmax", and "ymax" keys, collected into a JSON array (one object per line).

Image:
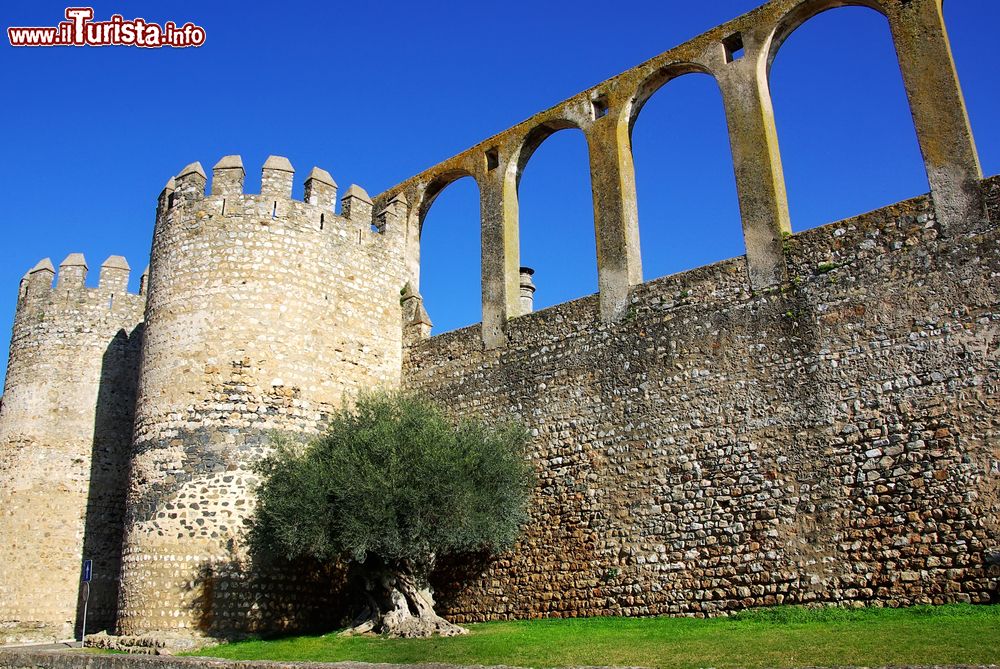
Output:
[{"xmin": 0, "ymin": 0, "xmax": 997, "ymax": 647}]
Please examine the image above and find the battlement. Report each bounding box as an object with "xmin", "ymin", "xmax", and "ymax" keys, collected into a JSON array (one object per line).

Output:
[
  {"xmin": 17, "ymin": 253, "xmax": 147, "ymax": 313},
  {"xmin": 158, "ymin": 155, "xmax": 402, "ymax": 238}
]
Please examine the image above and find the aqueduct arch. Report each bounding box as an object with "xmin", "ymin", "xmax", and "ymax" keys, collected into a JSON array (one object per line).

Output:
[{"xmin": 377, "ymin": 0, "xmax": 982, "ymax": 349}]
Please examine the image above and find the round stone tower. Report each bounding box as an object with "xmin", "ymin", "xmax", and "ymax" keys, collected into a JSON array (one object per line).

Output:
[
  {"xmin": 0, "ymin": 255, "xmax": 146, "ymax": 644},
  {"xmin": 116, "ymin": 155, "xmax": 410, "ymax": 638}
]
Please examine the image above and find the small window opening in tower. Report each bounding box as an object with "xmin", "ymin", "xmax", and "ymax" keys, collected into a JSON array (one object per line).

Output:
[
  {"xmin": 485, "ymin": 148, "xmax": 500, "ymax": 171},
  {"xmin": 272, "ymin": 201, "xmax": 278, "ymax": 219},
  {"xmin": 592, "ymin": 95, "xmax": 609, "ymax": 119},
  {"xmin": 221, "ymin": 198, "xmax": 227, "ymax": 216},
  {"xmin": 320, "ymin": 213, "xmax": 325, "ymax": 230},
  {"xmin": 724, "ymin": 33, "xmax": 745, "ymax": 62}
]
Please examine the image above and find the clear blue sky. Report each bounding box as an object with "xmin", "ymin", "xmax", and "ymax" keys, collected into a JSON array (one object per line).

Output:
[{"xmin": 1, "ymin": 1, "xmax": 998, "ymax": 390}]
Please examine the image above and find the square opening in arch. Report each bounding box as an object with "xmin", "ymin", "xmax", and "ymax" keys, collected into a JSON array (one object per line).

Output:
[
  {"xmin": 591, "ymin": 94, "xmax": 609, "ymax": 119},
  {"xmin": 485, "ymin": 147, "xmax": 500, "ymax": 171},
  {"xmin": 723, "ymin": 32, "xmax": 744, "ymax": 63}
]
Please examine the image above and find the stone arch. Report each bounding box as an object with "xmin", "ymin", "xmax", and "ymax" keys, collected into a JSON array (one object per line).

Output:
[
  {"xmin": 416, "ymin": 168, "xmax": 479, "ymax": 235},
  {"xmin": 512, "ymin": 119, "xmax": 585, "ymax": 189},
  {"xmin": 765, "ymin": 0, "xmax": 888, "ymax": 75},
  {"xmin": 512, "ymin": 121, "xmax": 598, "ymax": 310},
  {"xmin": 628, "ymin": 67, "xmax": 744, "ymax": 280},
  {"xmin": 765, "ymin": 0, "xmax": 929, "ymax": 230},
  {"xmin": 416, "ymin": 172, "xmax": 483, "ymax": 333},
  {"xmin": 627, "ymin": 62, "xmax": 717, "ymax": 139}
]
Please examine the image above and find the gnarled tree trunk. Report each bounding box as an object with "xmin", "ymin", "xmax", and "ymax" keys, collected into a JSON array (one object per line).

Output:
[{"xmin": 339, "ymin": 557, "xmax": 467, "ymax": 638}]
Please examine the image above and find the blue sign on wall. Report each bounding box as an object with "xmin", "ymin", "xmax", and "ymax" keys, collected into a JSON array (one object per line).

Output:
[{"xmin": 82, "ymin": 559, "xmax": 92, "ymax": 583}]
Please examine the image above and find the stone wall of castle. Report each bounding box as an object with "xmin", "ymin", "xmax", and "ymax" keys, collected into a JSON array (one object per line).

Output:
[
  {"xmin": 115, "ymin": 156, "xmax": 409, "ymax": 638},
  {"xmin": 0, "ymin": 257, "xmax": 145, "ymax": 644},
  {"xmin": 405, "ymin": 178, "xmax": 1000, "ymax": 621},
  {"xmin": 1, "ymin": 0, "xmax": 995, "ymax": 643}
]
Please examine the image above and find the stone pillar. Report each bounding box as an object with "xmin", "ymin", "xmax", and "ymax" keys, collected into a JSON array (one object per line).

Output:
[
  {"xmin": 586, "ymin": 116, "xmax": 642, "ymax": 321},
  {"xmin": 479, "ymin": 162, "xmax": 520, "ymax": 349},
  {"xmin": 883, "ymin": 0, "xmax": 984, "ymax": 229},
  {"xmin": 715, "ymin": 45, "xmax": 791, "ymax": 290},
  {"xmin": 519, "ymin": 267, "xmax": 536, "ymax": 314}
]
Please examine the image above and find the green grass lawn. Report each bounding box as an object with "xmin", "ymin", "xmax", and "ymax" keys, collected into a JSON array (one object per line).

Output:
[{"xmin": 190, "ymin": 604, "xmax": 1000, "ymax": 668}]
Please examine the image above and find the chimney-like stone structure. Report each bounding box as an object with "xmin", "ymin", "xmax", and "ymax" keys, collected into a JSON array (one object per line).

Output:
[{"xmin": 519, "ymin": 267, "xmax": 536, "ymax": 314}]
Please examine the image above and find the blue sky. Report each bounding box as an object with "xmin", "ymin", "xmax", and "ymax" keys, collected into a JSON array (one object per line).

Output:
[{"xmin": 1, "ymin": 1, "xmax": 998, "ymax": 390}]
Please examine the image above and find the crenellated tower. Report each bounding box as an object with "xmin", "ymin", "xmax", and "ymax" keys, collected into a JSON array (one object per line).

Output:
[
  {"xmin": 0, "ymin": 255, "xmax": 146, "ymax": 644},
  {"xmin": 116, "ymin": 155, "xmax": 410, "ymax": 637}
]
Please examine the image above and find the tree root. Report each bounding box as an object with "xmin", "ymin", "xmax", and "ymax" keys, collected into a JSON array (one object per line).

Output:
[{"xmin": 338, "ymin": 567, "xmax": 468, "ymax": 638}]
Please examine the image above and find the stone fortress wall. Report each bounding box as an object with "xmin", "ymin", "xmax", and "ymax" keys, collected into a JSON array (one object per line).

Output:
[
  {"xmin": 0, "ymin": 0, "xmax": 997, "ymax": 646},
  {"xmin": 408, "ymin": 181, "xmax": 1000, "ymax": 621},
  {"xmin": 116, "ymin": 156, "xmax": 409, "ymax": 637},
  {"xmin": 0, "ymin": 257, "xmax": 145, "ymax": 643},
  {"xmin": 386, "ymin": 0, "xmax": 997, "ymax": 618}
]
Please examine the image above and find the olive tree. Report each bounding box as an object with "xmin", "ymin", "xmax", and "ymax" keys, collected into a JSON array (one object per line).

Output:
[{"xmin": 246, "ymin": 391, "xmax": 535, "ymax": 638}]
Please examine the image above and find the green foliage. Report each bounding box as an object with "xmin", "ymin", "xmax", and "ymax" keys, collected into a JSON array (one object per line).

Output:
[
  {"xmin": 247, "ymin": 392, "xmax": 535, "ymax": 569},
  {"xmin": 781, "ymin": 230, "xmax": 794, "ymax": 255}
]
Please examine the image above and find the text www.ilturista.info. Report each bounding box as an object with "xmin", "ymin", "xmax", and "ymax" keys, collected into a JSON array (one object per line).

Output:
[{"xmin": 8, "ymin": 8, "xmax": 205, "ymax": 48}]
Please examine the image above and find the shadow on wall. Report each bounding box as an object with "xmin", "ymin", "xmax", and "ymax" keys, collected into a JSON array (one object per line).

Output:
[
  {"xmin": 182, "ymin": 550, "xmax": 349, "ymax": 639},
  {"xmin": 430, "ymin": 550, "xmax": 494, "ymax": 617},
  {"xmin": 74, "ymin": 324, "xmax": 143, "ymax": 638},
  {"xmin": 181, "ymin": 547, "xmax": 498, "ymax": 638}
]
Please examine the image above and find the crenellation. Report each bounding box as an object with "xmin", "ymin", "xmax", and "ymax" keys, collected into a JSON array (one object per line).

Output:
[
  {"xmin": 18, "ymin": 255, "xmax": 146, "ymax": 312},
  {"xmin": 99, "ymin": 256, "xmax": 131, "ymax": 294},
  {"xmin": 261, "ymin": 155, "xmax": 294, "ymax": 198},
  {"xmin": 57, "ymin": 253, "xmax": 88, "ymax": 289},
  {"xmin": 173, "ymin": 162, "xmax": 207, "ymax": 205},
  {"xmin": 17, "ymin": 272, "xmax": 29, "ymax": 301},
  {"xmin": 210, "ymin": 155, "xmax": 245, "ymax": 196},
  {"xmin": 341, "ymin": 184, "xmax": 373, "ymax": 226},
  {"xmin": 304, "ymin": 166, "xmax": 337, "ymax": 209},
  {"xmin": 376, "ymin": 191, "xmax": 409, "ymax": 235},
  {"xmin": 24, "ymin": 259, "xmax": 55, "ymax": 300},
  {"xmin": 156, "ymin": 177, "xmax": 175, "ymax": 219}
]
